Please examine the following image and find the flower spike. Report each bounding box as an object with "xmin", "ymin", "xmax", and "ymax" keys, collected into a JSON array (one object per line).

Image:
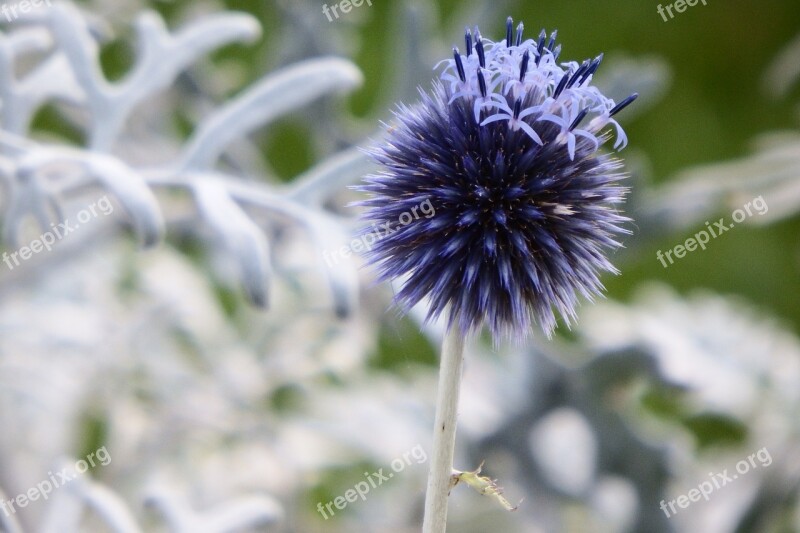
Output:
[{"xmin": 359, "ymin": 16, "xmax": 636, "ymax": 339}]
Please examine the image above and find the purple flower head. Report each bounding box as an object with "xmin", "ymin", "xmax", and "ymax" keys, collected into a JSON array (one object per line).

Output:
[{"xmin": 357, "ymin": 17, "xmax": 637, "ymax": 340}]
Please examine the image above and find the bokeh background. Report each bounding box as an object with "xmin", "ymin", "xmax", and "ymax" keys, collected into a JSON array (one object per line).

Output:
[{"xmin": 1, "ymin": 0, "xmax": 800, "ymax": 532}]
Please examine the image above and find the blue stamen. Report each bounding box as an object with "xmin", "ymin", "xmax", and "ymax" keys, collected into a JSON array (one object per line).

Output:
[
  {"xmin": 515, "ymin": 22, "xmax": 524, "ymax": 46},
  {"xmin": 513, "ymin": 98, "xmax": 522, "ymax": 119},
  {"xmin": 477, "ymin": 68, "xmax": 487, "ymax": 98},
  {"xmin": 569, "ymin": 107, "xmax": 590, "ymax": 130},
  {"xmin": 567, "ymin": 60, "xmax": 590, "ymax": 89},
  {"xmin": 506, "ymin": 17, "xmax": 513, "ymax": 47},
  {"xmin": 579, "ymin": 53, "xmax": 603, "ymax": 85},
  {"xmin": 519, "ymin": 50, "xmax": 530, "ymax": 81},
  {"xmin": 465, "ymin": 28, "xmax": 473, "ymax": 56},
  {"xmin": 476, "ymin": 31, "xmax": 486, "ymax": 68},
  {"xmin": 554, "ymin": 72, "xmax": 569, "ymax": 98},
  {"xmin": 547, "ymin": 30, "xmax": 558, "ymax": 51},
  {"xmin": 453, "ymin": 47, "xmax": 466, "ymax": 82},
  {"xmin": 609, "ymin": 93, "xmax": 639, "ymax": 116},
  {"xmin": 535, "ymin": 29, "xmax": 546, "ymax": 64}
]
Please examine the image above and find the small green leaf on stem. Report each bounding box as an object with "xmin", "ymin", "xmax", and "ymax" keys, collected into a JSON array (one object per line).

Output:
[{"xmin": 451, "ymin": 461, "xmax": 521, "ymax": 512}]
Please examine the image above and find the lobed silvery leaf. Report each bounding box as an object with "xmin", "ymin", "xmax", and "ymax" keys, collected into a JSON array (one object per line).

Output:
[
  {"xmin": 220, "ymin": 179, "xmax": 360, "ymax": 318},
  {"xmin": 49, "ymin": 2, "xmax": 261, "ymax": 151},
  {"xmin": 194, "ymin": 178, "xmax": 271, "ymax": 308},
  {"xmin": 0, "ymin": 27, "xmax": 83, "ymax": 134},
  {"xmin": 145, "ymin": 489, "xmax": 283, "ymax": 533},
  {"xmin": 286, "ymin": 145, "xmax": 377, "ymax": 206},
  {"xmin": 179, "ymin": 56, "xmax": 363, "ymax": 171},
  {"xmin": 15, "ymin": 148, "xmax": 165, "ymax": 247},
  {"xmin": 762, "ymin": 32, "xmax": 800, "ymax": 99},
  {"xmin": 644, "ymin": 133, "xmax": 800, "ymax": 230}
]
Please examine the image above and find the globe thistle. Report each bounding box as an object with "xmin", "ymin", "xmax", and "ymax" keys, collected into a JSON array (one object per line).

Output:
[{"xmin": 358, "ymin": 17, "xmax": 637, "ymax": 340}]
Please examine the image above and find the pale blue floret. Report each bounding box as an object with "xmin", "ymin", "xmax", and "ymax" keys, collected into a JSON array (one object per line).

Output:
[
  {"xmin": 537, "ymin": 105, "xmax": 600, "ymax": 160},
  {"xmin": 480, "ymin": 97, "xmax": 544, "ymax": 145},
  {"xmin": 435, "ymin": 21, "xmax": 633, "ymax": 155}
]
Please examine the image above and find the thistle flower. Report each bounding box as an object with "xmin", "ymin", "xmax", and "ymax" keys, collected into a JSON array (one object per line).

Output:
[{"xmin": 358, "ymin": 17, "xmax": 637, "ymax": 340}]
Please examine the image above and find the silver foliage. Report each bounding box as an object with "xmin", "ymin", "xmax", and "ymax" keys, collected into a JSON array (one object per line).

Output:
[
  {"xmin": 0, "ymin": 2, "xmax": 373, "ymax": 531},
  {"xmin": 0, "ymin": 1, "xmax": 368, "ymax": 316}
]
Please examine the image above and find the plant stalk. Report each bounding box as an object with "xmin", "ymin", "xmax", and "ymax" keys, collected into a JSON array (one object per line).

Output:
[{"xmin": 422, "ymin": 323, "xmax": 466, "ymax": 533}]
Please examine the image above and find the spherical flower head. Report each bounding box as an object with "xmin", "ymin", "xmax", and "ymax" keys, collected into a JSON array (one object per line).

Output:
[{"xmin": 357, "ymin": 17, "xmax": 637, "ymax": 341}]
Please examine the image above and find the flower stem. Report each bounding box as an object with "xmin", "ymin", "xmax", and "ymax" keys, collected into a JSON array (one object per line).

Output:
[{"xmin": 422, "ymin": 323, "xmax": 466, "ymax": 533}]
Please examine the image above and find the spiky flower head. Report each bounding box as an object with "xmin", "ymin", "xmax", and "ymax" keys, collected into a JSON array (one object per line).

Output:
[{"xmin": 357, "ymin": 17, "xmax": 637, "ymax": 340}]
